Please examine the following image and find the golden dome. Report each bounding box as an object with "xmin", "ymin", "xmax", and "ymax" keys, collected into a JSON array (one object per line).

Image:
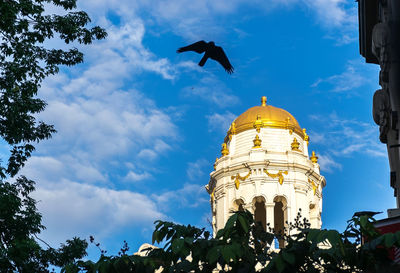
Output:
[{"xmin": 226, "ymin": 96, "xmax": 303, "ymax": 139}]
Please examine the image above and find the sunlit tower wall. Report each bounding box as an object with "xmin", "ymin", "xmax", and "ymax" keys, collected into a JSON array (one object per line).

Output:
[{"xmin": 205, "ymin": 97, "xmax": 326, "ymax": 247}]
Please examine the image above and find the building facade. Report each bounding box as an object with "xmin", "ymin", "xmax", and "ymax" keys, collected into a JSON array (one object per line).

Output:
[{"xmin": 205, "ymin": 97, "xmax": 326, "ymax": 245}]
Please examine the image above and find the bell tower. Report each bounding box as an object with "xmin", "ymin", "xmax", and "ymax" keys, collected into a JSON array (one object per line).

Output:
[{"xmin": 206, "ymin": 96, "xmax": 326, "ymax": 245}]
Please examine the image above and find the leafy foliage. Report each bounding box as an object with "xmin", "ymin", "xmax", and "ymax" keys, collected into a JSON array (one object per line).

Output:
[
  {"xmin": 65, "ymin": 211, "xmax": 400, "ymax": 273},
  {"xmin": 0, "ymin": 0, "xmax": 106, "ymax": 272},
  {"xmin": 0, "ymin": 177, "xmax": 88, "ymax": 272},
  {"xmin": 0, "ymin": 0, "xmax": 107, "ymax": 178}
]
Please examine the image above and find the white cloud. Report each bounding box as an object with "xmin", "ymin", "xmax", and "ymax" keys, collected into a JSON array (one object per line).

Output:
[
  {"xmin": 186, "ymin": 159, "xmax": 209, "ymax": 181},
  {"xmin": 33, "ymin": 181, "xmax": 164, "ymax": 245},
  {"xmin": 207, "ymin": 111, "xmax": 237, "ymax": 134},
  {"xmin": 182, "ymin": 77, "xmax": 239, "ymax": 107},
  {"xmin": 18, "ymin": 11, "xmax": 184, "ymax": 246},
  {"xmin": 311, "ymin": 60, "xmax": 377, "ymax": 93},
  {"xmin": 34, "ymin": 87, "xmax": 178, "ymax": 182},
  {"xmin": 33, "ymin": 19, "xmax": 180, "ymax": 188},
  {"xmin": 152, "ymin": 183, "xmax": 209, "ymax": 211},
  {"xmin": 124, "ymin": 170, "xmax": 152, "ymax": 182},
  {"xmin": 308, "ymin": 112, "xmax": 386, "ymax": 172},
  {"xmin": 90, "ymin": 20, "xmax": 177, "ymax": 80},
  {"xmin": 77, "ymin": 0, "xmax": 355, "ymax": 42},
  {"xmin": 318, "ymin": 154, "xmax": 342, "ymax": 173},
  {"xmin": 303, "ymin": 0, "xmax": 356, "ymax": 28}
]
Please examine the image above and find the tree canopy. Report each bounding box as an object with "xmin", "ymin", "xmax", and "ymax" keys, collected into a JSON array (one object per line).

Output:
[
  {"xmin": 0, "ymin": 0, "xmax": 106, "ymax": 178},
  {"xmin": 66, "ymin": 210, "xmax": 400, "ymax": 273},
  {"xmin": 0, "ymin": 0, "xmax": 106, "ymax": 271}
]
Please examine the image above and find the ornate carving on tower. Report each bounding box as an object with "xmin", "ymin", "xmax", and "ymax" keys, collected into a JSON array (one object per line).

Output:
[
  {"xmin": 231, "ymin": 170, "xmax": 251, "ymax": 190},
  {"xmin": 253, "ymin": 135, "xmax": 262, "ymax": 148},
  {"xmin": 310, "ymin": 151, "xmax": 318, "ymax": 164},
  {"xmin": 303, "ymin": 128, "xmax": 309, "ymax": 145},
  {"xmin": 228, "ymin": 122, "xmax": 236, "ymax": 141},
  {"xmin": 221, "ymin": 143, "xmax": 229, "ymax": 156},
  {"xmin": 253, "ymin": 115, "xmax": 262, "ymax": 133},
  {"xmin": 308, "ymin": 178, "xmax": 318, "ymax": 195},
  {"xmin": 291, "ymin": 137, "xmax": 300, "ymax": 151},
  {"xmin": 213, "ymin": 157, "xmax": 218, "ymax": 170},
  {"xmin": 205, "ymin": 184, "xmax": 215, "ymax": 203},
  {"xmin": 286, "ymin": 117, "xmax": 293, "ymax": 134},
  {"xmin": 373, "ymin": 88, "xmax": 390, "ymax": 143},
  {"xmin": 264, "ymin": 169, "xmax": 288, "ymax": 185},
  {"xmin": 372, "ymin": 22, "xmax": 390, "ymax": 81}
]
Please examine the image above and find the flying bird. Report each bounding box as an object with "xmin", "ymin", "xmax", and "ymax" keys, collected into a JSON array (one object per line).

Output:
[{"xmin": 177, "ymin": 41, "xmax": 234, "ymax": 74}]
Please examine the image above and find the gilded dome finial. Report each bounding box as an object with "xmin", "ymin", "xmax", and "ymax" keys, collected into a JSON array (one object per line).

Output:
[
  {"xmin": 261, "ymin": 96, "xmax": 267, "ymax": 106},
  {"xmin": 214, "ymin": 157, "xmax": 219, "ymax": 170},
  {"xmin": 221, "ymin": 143, "xmax": 229, "ymax": 156},
  {"xmin": 310, "ymin": 151, "xmax": 318, "ymax": 163},
  {"xmin": 291, "ymin": 138, "xmax": 300, "ymax": 151},
  {"xmin": 303, "ymin": 128, "xmax": 309, "ymax": 145},
  {"xmin": 253, "ymin": 134, "xmax": 262, "ymax": 148},
  {"xmin": 228, "ymin": 122, "xmax": 237, "ymax": 140},
  {"xmin": 253, "ymin": 114, "xmax": 263, "ymax": 133}
]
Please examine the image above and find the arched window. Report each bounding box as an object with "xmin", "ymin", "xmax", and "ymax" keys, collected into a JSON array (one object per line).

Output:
[
  {"xmin": 233, "ymin": 199, "xmax": 245, "ymax": 212},
  {"xmin": 253, "ymin": 196, "xmax": 266, "ymax": 231}
]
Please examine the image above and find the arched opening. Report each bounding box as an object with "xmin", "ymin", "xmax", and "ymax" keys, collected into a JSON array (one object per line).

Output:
[
  {"xmin": 232, "ymin": 199, "xmax": 245, "ymax": 212},
  {"xmin": 273, "ymin": 196, "xmax": 288, "ymax": 248},
  {"xmin": 253, "ymin": 196, "xmax": 266, "ymax": 231}
]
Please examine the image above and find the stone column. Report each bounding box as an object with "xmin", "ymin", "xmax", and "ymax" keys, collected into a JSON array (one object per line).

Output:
[{"xmin": 266, "ymin": 202, "xmax": 275, "ymax": 232}]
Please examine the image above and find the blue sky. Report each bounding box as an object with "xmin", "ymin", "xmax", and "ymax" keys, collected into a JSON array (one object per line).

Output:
[{"xmin": 8, "ymin": 0, "xmax": 395, "ymax": 259}]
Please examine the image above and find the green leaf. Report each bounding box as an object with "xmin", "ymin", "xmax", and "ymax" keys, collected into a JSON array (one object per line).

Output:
[
  {"xmin": 384, "ymin": 233, "xmax": 395, "ymax": 248},
  {"xmin": 222, "ymin": 245, "xmax": 235, "ymax": 263},
  {"xmin": 282, "ymin": 251, "xmax": 295, "ymax": 265},
  {"xmin": 366, "ymin": 236, "xmax": 383, "ymax": 250},
  {"xmin": 327, "ymin": 230, "xmax": 341, "ymax": 247},
  {"xmin": 238, "ymin": 214, "xmax": 249, "ymax": 233},
  {"xmin": 360, "ymin": 216, "xmax": 368, "ymax": 229},
  {"xmin": 225, "ymin": 214, "xmax": 238, "ymax": 230},
  {"xmin": 206, "ymin": 246, "xmax": 220, "ymax": 264},
  {"xmin": 171, "ymin": 238, "xmax": 184, "ymax": 254},
  {"xmin": 395, "ymin": 230, "xmax": 400, "ymax": 243},
  {"xmin": 307, "ymin": 229, "xmax": 321, "ymax": 243},
  {"xmin": 184, "ymin": 237, "xmax": 194, "ymax": 245},
  {"xmin": 152, "ymin": 230, "xmax": 161, "ymax": 244},
  {"xmin": 275, "ymin": 256, "xmax": 285, "ymax": 273}
]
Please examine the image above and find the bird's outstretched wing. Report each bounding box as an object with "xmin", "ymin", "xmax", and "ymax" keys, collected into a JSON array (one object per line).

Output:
[
  {"xmin": 213, "ymin": 46, "xmax": 234, "ymax": 74},
  {"xmin": 177, "ymin": 41, "xmax": 208, "ymax": 54}
]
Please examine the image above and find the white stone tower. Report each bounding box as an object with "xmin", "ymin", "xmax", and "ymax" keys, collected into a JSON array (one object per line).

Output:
[{"xmin": 205, "ymin": 96, "xmax": 326, "ymax": 246}]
